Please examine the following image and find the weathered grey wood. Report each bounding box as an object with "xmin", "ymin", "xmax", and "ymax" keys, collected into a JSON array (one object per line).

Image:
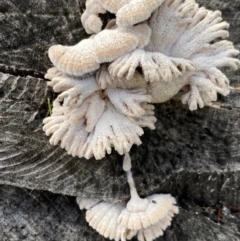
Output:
[
  {"xmin": 0, "ymin": 0, "xmax": 88, "ymax": 77},
  {"xmin": 0, "ymin": 0, "xmax": 240, "ymax": 240},
  {"xmin": 1, "ymin": 185, "xmax": 240, "ymax": 241}
]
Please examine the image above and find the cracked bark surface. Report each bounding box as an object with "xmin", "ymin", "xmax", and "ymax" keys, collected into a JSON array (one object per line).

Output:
[{"xmin": 0, "ymin": 0, "xmax": 240, "ymax": 240}]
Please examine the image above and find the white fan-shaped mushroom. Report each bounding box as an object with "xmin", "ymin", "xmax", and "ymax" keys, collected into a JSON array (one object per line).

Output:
[
  {"xmin": 97, "ymin": 66, "xmax": 147, "ymax": 90},
  {"xmin": 52, "ymin": 76, "xmax": 100, "ymax": 107},
  {"xmin": 81, "ymin": 102, "xmax": 144, "ymax": 160},
  {"xmin": 108, "ymin": 0, "xmax": 239, "ymax": 109},
  {"xmin": 97, "ymin": 0, "xmax": 129, "ymax": 13},
  {"xmin": 181, "ymin": 82, "xmax": 204, "ymax": 111},
  {"xmin": 79, "ymin": 196, "xmax": 178, "ymax": 241},
  {"xmin": 106, "ymin": 87, "xmax": 152, "ymax": 118},
  {"xmin": 95, "ymin": 0, "xmax": 165, "ymax": 27},
  {"xmin": 43, "ymin": 92, "xmax": 108, "ymax": 157},
  {"xmin": 116, "ymin": 0, "xmax": 166, "ymax": 26},
  {"xmin": 118, "ymin": 153, "xmax": 179, "ymax": 232},
  {"xmin": 43, "ymin": 68, "xmax": 156, "ymax": 159},
  {"xmin": 109, "ymin": 49, "xmax": 194, "ymax": 82},
  {"xmin": 85, "ymin": 200, "xmax": 137, "ymax": 241},
  {"xmin": 129, "ymin": 104, "xmax": 157, "ymax": 130},
  {"xmin": 66, "ymin": 92, "xmax": 106, "ymax": 132},
  {"xmin": 96, "ymin": 64, "xmax": 118, "ymax": 89},
  {"xmin": 48, "ymin": 39, "xmax": 98, "ymax": 77},
  {"xmin": 181, "ymin": 74, "xmax": 230, "ymax": 110},
  {"xmin": 43, "ymin": 100, "xmax": 89, "ymax": 156},
  {"xmin": 48, "ymin": 23, "xmax": 151, "ymax": 76},
  {"xmin": 118, "ymin": 174, "xmax": 178, "ymax": 230},
  {"xmin": 44, "ymin": 67, "xmax": 63, "ymax": 81},
  {"xmin": 44, "ymin": 0, "xmax": 240, "ymax": 161},
  {"xmin": 77, "ymin": 153, "xmax": 179, "ymax": 241},
  {"xmin": 137, "ymin": 215, "xmax": 174, "ymax": 241},
  {"xmin": 81, "ymin": 0, "xmax": 106, "ymax": 34}
]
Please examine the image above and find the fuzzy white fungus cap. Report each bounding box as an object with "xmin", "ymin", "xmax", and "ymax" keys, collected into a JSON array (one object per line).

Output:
[
  {"xmin": 48, "ymin": 23, "xmax": 151, "ymax": 77},
  {"xmin": 109, "ymin": 49, "xmax": 195, "ymax": 83},
  {"xmin": 82, "ymin": 0, "xmax": 165, "ymax": 27},
  {"xmin": 43, "ymin": 98, "xmax": 153, "ymax": 160},
  {"xmin": 81, "ymin": 101, "xmax": 144, "ymax": 159},
  {"xmin": 118, "ymin": 192, "xmax": 179, "ymax": 231},
  {"xmin": 118, "ymin": 154, "xmax": 179, "ymax": 232},
  {"xmin": 81, "ymin": 0, "xmax": 106, "ymax": 34},
  {"xmin": 79, "ymin": 196, "xmax": 178, "ymax": 241},
  {"xmin": 106, "ymin": 88, "xmax": 152, "ymax": 118},
  {"xmin": 85, "ymin": 200, "xmax": 137, "ymax": 241},
  {"xmin": 108, "ymin": 0, "xmax": 240, "ymax": 110},
  {"xmin": 43, "ymin": 68, "xmax": 156, "ymax": 160},
  {"xmin": 97, "ymin": 0, "xmax": 129, "ymax": 14},
  {"xmin": 77, "ymin": 153, "xmax": 179, "ymax": 241},
  {"xmin": 115, "ymin": 0, "xmax": 166, "ymax": 26}
]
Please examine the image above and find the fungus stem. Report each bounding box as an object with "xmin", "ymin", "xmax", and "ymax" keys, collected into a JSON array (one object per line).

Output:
[
  {"xmin": 126, "ymin": 169, "xmax": 140, "ymax": 200},
  {"xmin": 123, "ymin": 152, "xmax": 149, "ymax": 212},
  {"xmin": 123, "ymin": 152, "xmax": 132, "ymax": 171}
]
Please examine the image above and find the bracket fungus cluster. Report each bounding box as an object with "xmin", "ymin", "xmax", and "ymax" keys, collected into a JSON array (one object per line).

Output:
[{"xmin": 43, "ymin": 0, "xmax": 240, "ymax": 240}]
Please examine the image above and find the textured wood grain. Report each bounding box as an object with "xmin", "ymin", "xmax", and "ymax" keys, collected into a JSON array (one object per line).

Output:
[
  {"xmin": 0, "ymin": 73, "xmax": 129, "ymax": 201},
  {"xmin": 1, "ymin": 185, "xmax": 240, "ymax": 241},
  {"xmin": 0, "ymin": 0, "xmax": 240, "ymax": 240},
  {"xmin": 0, "ymin": 0, "xmax": 88, "ymax": 77}
]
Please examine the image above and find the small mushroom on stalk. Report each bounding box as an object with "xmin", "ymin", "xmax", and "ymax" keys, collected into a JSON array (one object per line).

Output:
[
  {"xmin": 118, "ymin": 153, "xmax": 179, "ymax": 233},
  {"xmin": 77, "ymin": 153, "xmax": 178, "ymax": 241}
]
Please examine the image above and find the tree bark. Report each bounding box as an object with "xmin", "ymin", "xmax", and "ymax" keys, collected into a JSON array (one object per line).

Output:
[{"xmin": 0, "ymin": 0, "xmax": 240, "ymax": 240}]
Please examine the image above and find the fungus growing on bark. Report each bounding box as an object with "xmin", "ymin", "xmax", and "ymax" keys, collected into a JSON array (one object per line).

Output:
[
  {"xmin": 78, "ymin": 153, "xmax": 179, "ymax": 241},
  {"xmin": 81, "ymin": 0, "xmax": 166, "ymax": 31},
  {"xmin": 109, "ymin": 0, "xmax": 240, "ymax": 110},
  {"xmin": 48, "ymin": 23, "xmax": 151, "ymax": 76},
  {"xmin": 81, "ymin": 0, "xmax": 106, "ymax": 34},
  {"xmin": 43, "ymin": 0, "xmax": 240, "ymax": 240},
  {"xmin": 118, "ymin": 153, "xmax": 179, "ymax": 233},
  {"xmin": 43, "ymin": 67, "xmax": 156, "ymax": 160}
]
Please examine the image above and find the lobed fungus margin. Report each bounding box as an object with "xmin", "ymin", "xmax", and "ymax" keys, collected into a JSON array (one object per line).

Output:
[{"xmin": 43, "ymin": 0, "xmax": 240, "ymax": 240}]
